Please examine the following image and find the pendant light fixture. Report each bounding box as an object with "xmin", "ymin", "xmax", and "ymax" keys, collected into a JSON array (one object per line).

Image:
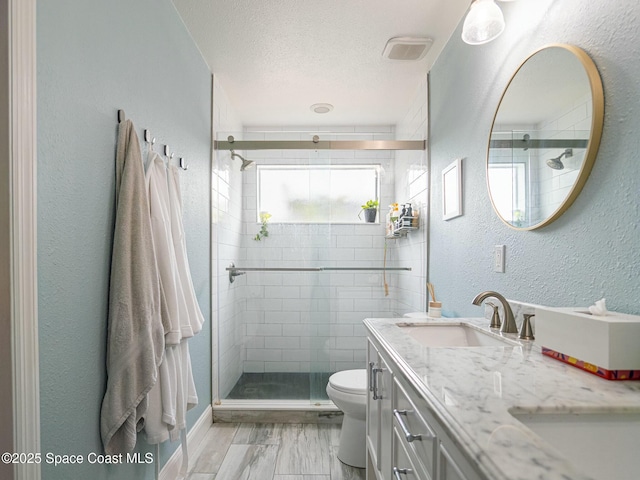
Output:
[{"xmin": 461, "ymin": 0, "xmax": 506, "ymax": 45}]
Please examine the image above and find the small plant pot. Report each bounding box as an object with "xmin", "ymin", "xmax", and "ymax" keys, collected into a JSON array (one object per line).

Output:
[{"xmin": 363, "ymin": 208, "xmax": 377, "ymax": 223}]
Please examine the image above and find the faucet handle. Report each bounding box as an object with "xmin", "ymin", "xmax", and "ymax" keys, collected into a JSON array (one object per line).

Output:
[
  {"xmin": 486, "ymin": 301, "xmax": 501, "ymax": 329},
  {"xmin": 519, "ymin": 313, "xmax": 535, "ymax": 340}
]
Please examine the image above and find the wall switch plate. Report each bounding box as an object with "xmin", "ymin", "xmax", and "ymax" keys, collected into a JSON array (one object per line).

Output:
[{"xmin": 494, "ymin": 245, "xmax": 505, "ymax": 273}]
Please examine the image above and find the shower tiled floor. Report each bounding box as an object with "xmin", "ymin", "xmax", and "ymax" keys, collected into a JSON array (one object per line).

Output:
[
  {"xmin": 227, "ymin": 372, "xmax": 334, "ymax": 400},
  {"xmin": 188, "ymin": 422, "xmax": 365, "ymax": 480}
]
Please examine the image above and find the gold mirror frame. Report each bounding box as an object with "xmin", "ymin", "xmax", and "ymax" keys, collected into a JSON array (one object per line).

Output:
[{"xmin": 486, "ymin": 44, "xmax": 604, "ymax": 230}]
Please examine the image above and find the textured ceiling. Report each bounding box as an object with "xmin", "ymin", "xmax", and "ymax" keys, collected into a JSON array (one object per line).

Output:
[{"xmin": 172, "ymin": 0, "xmax": 470, "ymax": 126}]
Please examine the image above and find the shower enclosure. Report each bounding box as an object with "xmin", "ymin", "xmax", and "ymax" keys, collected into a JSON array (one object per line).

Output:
[
  {"xmin": 488, "ymin": 129, "xmax": 589, "ymax": 228},
  {"xmin": 211, "ymin": 129, "xmax": 428, "ymax": 407}
]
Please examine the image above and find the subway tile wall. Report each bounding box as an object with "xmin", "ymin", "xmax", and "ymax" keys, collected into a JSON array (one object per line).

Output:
[
  {"xmin": 237, "ymin": 126, "xmax": 397, "ymax": 373},
  {"xmin": 388, "ymin": 75, "xmax": 429, "ymax": 316},
  {"xmin": 537, "ymin": 93, "xmax": 592, "ymax": 219},
  {"xmin": 213, "ymin": 76, "xmax": 245, "ymax": 398}
]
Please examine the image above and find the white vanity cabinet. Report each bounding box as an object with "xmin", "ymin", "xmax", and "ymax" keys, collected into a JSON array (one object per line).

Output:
[{"xmin": 367, "ymin": 334, "xmax": 483, "ymax": 480}]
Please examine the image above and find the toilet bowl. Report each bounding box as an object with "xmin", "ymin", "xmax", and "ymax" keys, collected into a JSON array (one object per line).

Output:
[{"xmin": 326, "ymin": 369, "xmax": 367, "ymax": 468}]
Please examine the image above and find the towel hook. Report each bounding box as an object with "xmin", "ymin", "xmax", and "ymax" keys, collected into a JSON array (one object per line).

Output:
[
  {"xmin": 144, "ymin": 130, "xmax": 156, "ymax": 151},
  {"xmin": 179, "ymin": 157, "xmax": 188, "ymax": 171},
  {"xmin": 164, "ymin": 144, "xmax": 171, "ymax": 157},
  {"xmin": 117, "ymin": 109, "xmax": 126, "ymax": 123}
]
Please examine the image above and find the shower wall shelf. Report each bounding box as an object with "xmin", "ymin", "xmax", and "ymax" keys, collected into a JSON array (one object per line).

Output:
[
  {"xmin": 385, "ymin": 214, "xmax": 419, "ymax": 239},
  {"xmin": 226, "ymin": 265, "xmax": 412, "ymax": 283},
  {"xmin": 386, "ymin": 225, "xmax": 418, "ymax": 239}
]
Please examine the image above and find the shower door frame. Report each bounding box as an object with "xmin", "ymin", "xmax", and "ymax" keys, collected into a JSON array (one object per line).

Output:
[{"xmin": 211, "ymin": 137, "xmax": 425, "ymax": 409}]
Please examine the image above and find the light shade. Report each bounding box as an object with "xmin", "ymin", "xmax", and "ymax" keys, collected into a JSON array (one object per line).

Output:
[{"xmin": 461, "ymin": 0, "xmax": 506, "ymax": 45}]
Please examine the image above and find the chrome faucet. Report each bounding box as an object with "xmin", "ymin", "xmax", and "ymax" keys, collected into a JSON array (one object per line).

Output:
[{"xmin": 472, "ymin": 291, "xmax": 518, "ymax": 334}]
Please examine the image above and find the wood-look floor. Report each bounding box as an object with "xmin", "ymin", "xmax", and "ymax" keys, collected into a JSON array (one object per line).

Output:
[{"xmin": 188, "ymin": 423, "xmax": 366, "ymax": 480}]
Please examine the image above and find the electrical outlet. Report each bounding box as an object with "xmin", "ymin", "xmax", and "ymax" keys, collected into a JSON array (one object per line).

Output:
[{"xmin": 494, "ymin": 245, "xmax": 505, "ymax": 273}]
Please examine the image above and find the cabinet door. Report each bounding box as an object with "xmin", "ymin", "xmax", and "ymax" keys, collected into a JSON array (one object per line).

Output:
[
  {"xmin": 393, "ymin": 379, "xmax": 437, "ymax": 479},
  {"xmin": 438, "ymin": 443, "xmax": 472, "ymax": 480},
  {"xmin": 366, "ymin": 339, "xmax": 394, "ymax": 480},
  {"xmin": 378, "ymin": 353, "xmax": 393, "ymax": 480},
  {"xmin": 393, "ymin": 427, "xmax": 423, "ymax": 480},
  {"xmin": 367, "ymin": 340, "xmax": 381, "ymax": 472}
]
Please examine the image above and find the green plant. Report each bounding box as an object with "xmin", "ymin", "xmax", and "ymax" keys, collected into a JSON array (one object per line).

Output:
[
  {"xmin": 358, "ymin": 199, "xmax": 379, "ymax": 219},
  {"xmin": 254, "ymin": 212, "xmax": 271, "ymax": 241}
]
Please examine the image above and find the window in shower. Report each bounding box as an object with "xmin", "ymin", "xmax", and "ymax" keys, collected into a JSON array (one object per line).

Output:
[
  {"xmin": 257, "ymin": 164, "xmax": 380, "ymax": 223},
  {"xmin": 488, "ymin": 162, "xmax": 527, "ymax": 225}
]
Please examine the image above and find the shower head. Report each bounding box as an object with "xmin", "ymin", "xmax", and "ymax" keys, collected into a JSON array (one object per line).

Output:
[
  {"xmin": 546, "ymin": 148, "xmax": 573, "ymax": 170},
  {"xmin": 230, "ymin": 150, "xmax": 255, "ymax": 171}
]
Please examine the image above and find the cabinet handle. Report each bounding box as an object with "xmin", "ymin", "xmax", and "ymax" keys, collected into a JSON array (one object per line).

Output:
[
  {"xmin": 393, "ymin": 467, "xmax": 412, "ymax": 479},
  {"xmin": 393, "ymin": 409, "xmax": 429, "ymax": 443},
  {"xmin": 368, "ymin": 362, "xmax": 375, "ymax": 392},
  {"xmin": 372, "ymin": 367, "xmax": 383, "ymax": 400}
]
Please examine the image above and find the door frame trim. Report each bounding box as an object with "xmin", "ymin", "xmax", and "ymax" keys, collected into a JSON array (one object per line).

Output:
[{"xmin": 9, "ymin": 0, "xmax": 40, "ymax": 478}]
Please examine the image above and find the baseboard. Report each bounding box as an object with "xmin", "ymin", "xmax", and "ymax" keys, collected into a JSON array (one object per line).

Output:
[{"xmin": 159, "ymin": 405, "xmax": 212, "ymax": 480}]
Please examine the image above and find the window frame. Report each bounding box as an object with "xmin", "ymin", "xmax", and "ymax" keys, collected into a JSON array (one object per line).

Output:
[{"xmin": 256, "ymin": 163, "xmax": 381, "ymax": 224}]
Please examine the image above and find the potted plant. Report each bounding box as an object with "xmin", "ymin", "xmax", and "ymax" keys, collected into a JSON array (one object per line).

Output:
[
  {"xmin": 254, "ymin": 211, "xmax": 271, "ymax": 241},
  {"xmin": 359, "ymin": 199, "xmax": 379, "ymax": 223}
]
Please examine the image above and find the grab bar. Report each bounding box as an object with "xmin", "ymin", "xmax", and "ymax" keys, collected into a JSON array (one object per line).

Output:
[{"xmin": 227, "ymin": 265, "xmax": 412, "ymax": 283}]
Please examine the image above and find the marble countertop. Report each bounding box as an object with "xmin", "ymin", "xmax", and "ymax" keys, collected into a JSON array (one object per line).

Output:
[{"xmin": 364, "ymin": 317, "xmax": 640, "ymax": 480}]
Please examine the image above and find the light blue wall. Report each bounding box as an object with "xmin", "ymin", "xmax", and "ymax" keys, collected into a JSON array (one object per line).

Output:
[
  {"xmin": 37, "ymin": 1, "xmax": 212, "ymax": 478},
  {"xmin": 429, "ymin": 0, "xmax": 640, "ymax": 316}
]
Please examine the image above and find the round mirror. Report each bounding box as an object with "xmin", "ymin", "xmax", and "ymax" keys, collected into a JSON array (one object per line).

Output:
[{"xmin": 487, "ymin": 44, "xmax": 604, "ymax": 230}]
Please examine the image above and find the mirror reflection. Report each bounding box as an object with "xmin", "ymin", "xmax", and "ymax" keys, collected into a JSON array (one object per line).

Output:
[{"xmin": 487, "ymin": 45, "xmax": 603, "ymax": 230}]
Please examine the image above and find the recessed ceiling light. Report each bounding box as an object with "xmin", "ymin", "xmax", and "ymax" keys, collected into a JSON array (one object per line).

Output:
[{"xmin": 310, "ymin": 103, "xmax": 334, "ymax": 114}]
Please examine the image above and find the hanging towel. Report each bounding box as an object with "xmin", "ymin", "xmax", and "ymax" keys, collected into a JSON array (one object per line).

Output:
[
  {"xmin": 100, "ymin": 119, "xmax": 166, "ymax": 455},
  {"xmin": 167, "ymin": 165, "xmax": 201, "ymax": 442},
  {"xmin": 144, "ymin": 151, "xmax": 183, "ymax": 444},
  {"xmin": 145, "ymin": 152, "xmax": 183, "ymax": 346},
  {"xmin": 168, "ymin": 164, "xmax": 205, "ymax": 338},
  {"xmin": 144, "ymin": 158, "xmax": 202, "ymax": 448}
]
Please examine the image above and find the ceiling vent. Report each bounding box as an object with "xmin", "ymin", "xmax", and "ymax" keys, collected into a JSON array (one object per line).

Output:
[{"xmin": 382, "ymin": 37, "xmax": 433, "ymax": 61}]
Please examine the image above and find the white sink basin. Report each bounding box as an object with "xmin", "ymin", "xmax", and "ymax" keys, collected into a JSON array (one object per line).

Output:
[
  {"xmin": 511, "ymin": 410, "xmax": 640, "ymax": 480},
  {"xmin": 396, "ymin": 322, "xmax": 519, "ymax": 347}
]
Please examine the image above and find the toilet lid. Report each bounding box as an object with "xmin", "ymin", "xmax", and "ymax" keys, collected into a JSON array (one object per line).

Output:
[{"xmin": 329, "ymin": 369, "xmax": 367, "ymax": 395}]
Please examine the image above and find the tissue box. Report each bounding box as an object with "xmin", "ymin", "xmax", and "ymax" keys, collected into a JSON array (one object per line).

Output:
[{"xmin": 535, "ymin": 307, "xmax": 640, "ymax": 381}]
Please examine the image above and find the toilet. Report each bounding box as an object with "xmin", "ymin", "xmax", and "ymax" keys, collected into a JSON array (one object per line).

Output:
[{"xmin": 326, "ymin": 369, "xmax": 367, "ymax": 468}]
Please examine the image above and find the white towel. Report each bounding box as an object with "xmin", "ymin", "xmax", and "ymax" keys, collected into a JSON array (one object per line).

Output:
[
  {"xmin": 100, "ymin": 119, "xmax": 165, "ymax": 455},
  {"xmin": 145, "ymin": 152, "xmax": 183, "ymax": 346},
  {"xmin": 168, "ymin": 164, "xmax": 205, "ymax": 337},
  {"xmin": 143, "ymin": 157, "xmax": 202, "ymax": 445}
]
